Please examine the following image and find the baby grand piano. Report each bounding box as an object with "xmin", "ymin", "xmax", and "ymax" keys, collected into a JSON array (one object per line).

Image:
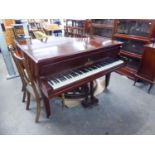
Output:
[{"xmin": 16, "ymin": 36, "xmax": 126, "ymax": 118}]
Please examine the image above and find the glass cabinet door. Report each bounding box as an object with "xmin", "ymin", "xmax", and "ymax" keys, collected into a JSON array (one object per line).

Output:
[
  {"xmin": 92, "ymin": 19, "xmax": 114, "ymax": 25},
  {"xmin": 117, "ymin": 38, "xmax": 145, "ymax": 55},
  {"xmin": 117, "ymin": 20, "xmax": 152, "ymax": 37}
]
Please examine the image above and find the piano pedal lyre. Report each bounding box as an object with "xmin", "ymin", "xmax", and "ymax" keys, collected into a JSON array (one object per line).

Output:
[{"xmin": 60, "ymin": 93, "xmax": 66, "ymax": 110}]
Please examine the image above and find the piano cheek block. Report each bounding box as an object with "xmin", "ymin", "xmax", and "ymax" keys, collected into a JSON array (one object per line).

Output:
[{"xmin": 40, "ymin": 80, "xmax": 53, "ymax": 98}]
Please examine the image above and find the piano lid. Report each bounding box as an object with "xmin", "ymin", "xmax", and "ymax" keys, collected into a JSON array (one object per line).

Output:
[{"xmin": 18, "ymin": 36, "xmax": 122, "ymax": 63}]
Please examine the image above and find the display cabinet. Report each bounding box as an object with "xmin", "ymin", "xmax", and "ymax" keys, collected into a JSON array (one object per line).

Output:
[
  {"xmin": 113, "ymin": 19, "xmax": 155, "ymax": 79},
  {"xmin": 134, "ymin": 43, "xmax": 155, "ymax": 93},
  {"xmin": 91, "ymin": 19, "xmax": 114, "ymax": 38},
  {"xmin": 64, "ymin": 19, "xmax": 90, "ymax": 37}
]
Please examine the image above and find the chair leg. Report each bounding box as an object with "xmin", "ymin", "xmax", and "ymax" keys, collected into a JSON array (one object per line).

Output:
[
  {"xmin": 148, "ymin": 83, "xmax": 153, "ymax": 94},
  {"xmin": 26, "ymin": 92, "xmax": 31, "ymax": 110},
  {"xmin": 22, "ymin": 90, "xmax": 26, "ymax": 102},
  {"xmin": 35, "ymin": 99, "xmax": 41, "ymax": 123},
  {"xmin": 21, "ymin": 84, "xmax": 24, "ymax": 92}
]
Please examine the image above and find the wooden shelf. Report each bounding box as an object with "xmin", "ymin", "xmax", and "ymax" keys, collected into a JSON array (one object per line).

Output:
[
  {"xmin": 92, "ymin": 23, "xmax": 113, "ymax": 29},
  {"xmin": 65, "ymin": 26, "xmax": 83, "ymax": 30},
  {"xmin": 114, "ymin": 33, "xmax": 150, "ymax": 42},
  {"xmin": 120, "ymin": 50, "xmax": 142, "ymax": 60}
]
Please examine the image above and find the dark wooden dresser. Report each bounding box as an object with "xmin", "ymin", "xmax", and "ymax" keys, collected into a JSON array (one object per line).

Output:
[{"xmin": 134, "ymin": 43, "xmax": 155, "ymax": 93}]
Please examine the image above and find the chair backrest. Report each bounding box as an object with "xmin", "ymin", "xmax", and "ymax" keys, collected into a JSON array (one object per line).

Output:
[
  {"xmin": 9, "ymin": 45, "xmax": 40, "ymax": 99},
  {"xmin": 9, "ymin": 45, "xmax": 26, "ymax": 86}
]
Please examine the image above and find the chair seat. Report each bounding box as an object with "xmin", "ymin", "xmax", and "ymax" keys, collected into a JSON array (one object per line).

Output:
[{"xmin": 33, "ymin": 31, "xmax": 47, "ymax": 40}]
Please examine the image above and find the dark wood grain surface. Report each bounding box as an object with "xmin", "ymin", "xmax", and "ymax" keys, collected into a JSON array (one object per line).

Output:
[{"xmin": 17, "ymin": 36, "xmax": 122, "ymax": 63}]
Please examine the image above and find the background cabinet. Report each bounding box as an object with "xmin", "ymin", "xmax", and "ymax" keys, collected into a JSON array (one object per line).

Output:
[
  {"xmin": 134, "ymin": 44, "xmax": 155, "ymax": 93},
  {"xmin": 2, "ymin": 19, "xmax": 15, "ymax": 47},
  {"xmin": 113, "ymin": 19, "xmax": 155, "ymax": 79},
  {"xmin": 91, "ymin": 19, "xmax": 114, "ymax": 38},
  {"xmin": 64, "ymin": 19, "xmax": 90, "ymax": 37}
]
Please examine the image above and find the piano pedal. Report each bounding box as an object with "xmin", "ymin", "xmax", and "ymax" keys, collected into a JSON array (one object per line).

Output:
[{"xmin": 81, "ymin": 97, "xmax": 98, "ymax": 108}]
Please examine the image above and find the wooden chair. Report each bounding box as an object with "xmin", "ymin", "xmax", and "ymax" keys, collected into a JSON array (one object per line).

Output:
[
  {"xmin": 9, "ymin": 45, "xmax": 41, "ymax": 122},
  {"xmin": 9, "ymin": 45, "xmax": 27, "ymax": 103}
]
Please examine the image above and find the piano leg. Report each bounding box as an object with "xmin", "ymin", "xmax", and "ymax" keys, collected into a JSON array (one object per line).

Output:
[
  {"xmin": 42, "ymin": 94, "xmax": 51, "ymax": 118},
  {"xmin": 105, "ymin": 73, "xmax": 111, "ymax": 88},
  {"xmin": 81, "ymin": 81, "xmax": 98, "ymax": 108},
  {"xmin": 81, "ymin": 84, "xmax": 89, "ymax": 108},
  {"xmin": 90, "ymin": 81, "xmax": 98, "ymax": 106}
]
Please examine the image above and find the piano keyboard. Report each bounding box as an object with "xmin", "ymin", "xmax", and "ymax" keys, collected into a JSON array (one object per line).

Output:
[{"xmin": 48, "ymin": 58, "xmax": 124, "ymax": 90}]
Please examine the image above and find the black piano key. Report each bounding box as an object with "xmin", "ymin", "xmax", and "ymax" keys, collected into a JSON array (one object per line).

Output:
[
  {"xmin": 96, "ymin": 64, "xmax": 102, "ymax": 68},
  {"xmin": 58, "ymin": 78, "xmax": 64, "ymax": 82},
  {"xmin": 57, "ymin": 76, "xmax": 65, "ymax": 81},
  {"xmin": 78, "ymin": 70, "xmax": 84, "ymax": 74},
  {"xmin": 105, "ymin": 58, "xmax": 114, "ymax": 63},
  {"xmin": 57, "ymin": 73, "xmax": 68, "ymax": 81},
  {"xmin": 74, "ymin": 71, "xmax": 80, "ymax": 75},
  {"xmin": 100, "ymin": 62, "xmax": 107, "ymax": 66},
  {"xmin": 53, "ymin": 78, "xmax": 59, "ymax": 83},
  {"xmin": 74, "ymin": 72, "xmax": 79, "ymax": 76},
  {"xmin": 87, "ymin": 67, "xmax": 93, "ymax": 71},
  {"xmin": 81, "ymin": 69, "xmax": 87, "ymax": 73},
  {"xmin": 66, "ymin": 75, "xmax": 72, "ymax": 79},
  {"xmin": 76, "ymin": 70, "xmax": 83, "ymax": 75},
  {"xmin": 91, "ymin": 66, "xmax": 98, "ymax": 69},
  {"xmin": 89, "ymin": 67, "xmax": 94, "ymax": 70},
  {"xmin": 50, "ymin": 79, "xmax": 57, "ymax": 85},
  {"xmin": 71, "ymin": 71, "xmax": 79, "ymax": 76},
  {"xmin": 62, "ymin": 76, "xmax": 67, "ymax": 80},
  {"xmin": 61, "ymin": 74, "xmax": 67, "ymax": 79},
  {"xmin": 49, "ymin": 80, "xmax": 54, "ymax": 86},
  {"xmin": 71, "ymin": 72, "xmax": 77, "ymax": 77},
  {"xmin": 68, "ymin": 74, "xmax": 74, "ymax": 78},
  {"xmin": 93, "ymin": 65, "xmax": 100, "ymax": 69},
  {"xmin": 82, "ymin": 69, "xmax": 89, "ymax": 72}
]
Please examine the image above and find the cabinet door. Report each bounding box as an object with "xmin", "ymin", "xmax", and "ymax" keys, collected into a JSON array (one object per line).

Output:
[
  {"xmin": 138, "ymin": 45, "xmax": 155, "ymax": 81},
  {"xmin": 117, "ymin": 20, "xmax": 152, "ymax": 37}
]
